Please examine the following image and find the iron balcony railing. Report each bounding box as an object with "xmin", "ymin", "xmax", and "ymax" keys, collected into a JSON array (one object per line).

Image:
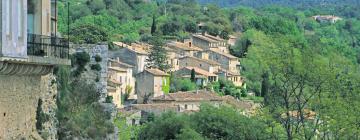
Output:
[{"xmin": 27, "ymin": 33, "xmax": 69, "ymax": 59}]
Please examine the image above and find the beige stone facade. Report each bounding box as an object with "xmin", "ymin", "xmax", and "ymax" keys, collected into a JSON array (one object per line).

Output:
[
  {"xmin": 166, "ymin": 41, "xmax": 203, "ymax": 58},
  {"xmin": 207, "ymin": 48, "xmax": 240, "ymax": 73},
  {"xmin": 108, "ymin": 59, "xmax": 136, "ymax": 100},
  {"xmin": 136, "ymin": 69, "xmax": 169, "ymax": 104},
  {"xmin": 0, "ymin": 74, "xmax": 54, "ymax": 139},
  {"xmin": 175, "ymin": 67, "xmax": 218, "ymax": 86},
  {"xmin": 111, "ymin": 42, "xmax": 149, "ymax": 74},
  {"xmin": 152, "ymin": 90, "xmax": 223, "ymax": 112},
  {"xmin": 191, "ymin": 34, "xmax": 229, "ymax": 53},
  {"xmin": 179, "ymin": 56, "xmax": 221, "ymax": 74}
]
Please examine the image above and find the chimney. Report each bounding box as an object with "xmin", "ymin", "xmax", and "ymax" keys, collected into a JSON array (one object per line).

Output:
[{"xmin": 189, "ymin": 42, "xmax": 192, "ymax": 48}]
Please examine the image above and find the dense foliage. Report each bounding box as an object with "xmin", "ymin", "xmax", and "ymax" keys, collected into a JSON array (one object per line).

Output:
[
  {"xmin": 54, "ymin": 0, "xmax": 360, "ymax": 139},
  {"xmin": 138, "ymin": 104, "xmax": 271, "ymax": 140},
  {"xmin": 55, "ymin": 66, "xmax": 113, "ymax": 139}
]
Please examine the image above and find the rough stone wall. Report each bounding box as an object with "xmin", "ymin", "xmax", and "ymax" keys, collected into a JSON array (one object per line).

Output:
[
  {"xmin": 70, "ymin": 44, "xmax": 109, "ymax": 101},
  {"xmin": 38, "ymin": 74, "xmax": 58, "ymax": 140},
  {"xmin": 0, "ymin": 74, "xmax": 53, "ymax": 139}
]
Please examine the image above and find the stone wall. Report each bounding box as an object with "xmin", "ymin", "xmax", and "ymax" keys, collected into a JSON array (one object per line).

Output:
[
  {"xmin": 0, "ymin": 74, "xmax": 53, "ymax": 139},
  {"xmin": 70, "ymin": 44, "xmax": 109, "ymax": 101}
]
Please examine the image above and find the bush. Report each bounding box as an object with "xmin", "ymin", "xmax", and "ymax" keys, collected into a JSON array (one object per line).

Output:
[
  {"xmin": 170, "ymin": 78, "xmax": 197, "ymax": 93},
  {"xmin": 73, "ymin": 52, "xmax": 90, "ymax": 67},
  {"xmin": 105, "ymin": 96, "xmax": 113, "ymax": 103},
  {"xmin": 70, "ymin": 24, "xmax": 108, "ymax": 44},
  {"xmin": 56, "ymin": 67, "xmax": 114, "ymax": 139},
  {"xmin": 94, "ymin": 55, "xmax": 102, "ymax": 62},
  {"xmin": 91, "ymin": 64, "xmax": 102, "ymax": 71}
]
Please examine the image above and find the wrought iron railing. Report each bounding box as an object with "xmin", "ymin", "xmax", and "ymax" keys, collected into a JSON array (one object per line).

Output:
[{"xmin": 27, "ymin": 34, "xmax": 69, "ymax": 59}]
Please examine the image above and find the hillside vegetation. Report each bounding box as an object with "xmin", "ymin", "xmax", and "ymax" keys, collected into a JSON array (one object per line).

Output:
[{"xmin": 55, "ymin": 0, "xmax": 360, "ymax": 139}]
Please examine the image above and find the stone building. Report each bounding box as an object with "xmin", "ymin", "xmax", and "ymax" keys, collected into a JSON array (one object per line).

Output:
[
  {"xmin": 312, "ymin": 15, "xmax": 342, "ymax": 23},
  {"xmin": 136, "ymin": 69, "xmax": 170, "ymax": 104},
  {"xmin": 191, "ymin": 34, "xmax": 229, "ymax": 53},
  {"xmin": 174, "ymin": 67, "xmax": 218, "ymax": 86},
  {"xmin": 152, "ymin": 90, "xmax": 223, "ymax": 112},
  {"xmin": 0, "ymin": 0, "xmax": 70, "ymax": 139},
  {"xmin": 207, "ymin": 48, "xmax": 240, "ymax": 73},
  {"xmin": 108, "ymin": 59, "xmax": 136, "ymax": 101},
  {"xmin": 166, "ymin": 48, "xmax": 180, "ymax": 72},
  {"xmin": 165, "ymin": 41, "xmax": 203, "ymax": 58},
  {"xmin": 111, "ymin": 42, "xmax": 149, "ymax": 74},
  {"xmin": 217, "ymin": 69, "xmax": 243, "ymax": 87},
  {"xmin": 107, "ymin": 67, "xmax": 125, "ymax": 108},
  {"xmin": 179, "ymin": 56, "xmax": 221, "ymax": 74}
]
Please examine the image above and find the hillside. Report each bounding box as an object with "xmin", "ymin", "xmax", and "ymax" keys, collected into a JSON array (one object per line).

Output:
[{"xmin": 197, "ymin": 0, "xmax": 360, "ymax": 8}]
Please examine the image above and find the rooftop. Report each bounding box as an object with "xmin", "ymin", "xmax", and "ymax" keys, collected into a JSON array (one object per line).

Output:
[
  {"xmin": 192, "ymin": 34, "xmax": 218, "ymax": 43},
  {"xmin": 217, "ymin": 68, "xmax": 240, "ymax": 76},
  {"xmin": 204, "ymin": 34, "xmax": 225, "ymax": 42},
  {"xmin": 108, "ymin": 67, "xmax": 127, "ymax": 72},
  {"xmin": 129, "ymin": 104, "xmax": 177, "ymax": 111},
  {"xmin": 152, "ymin": 90, "xmax": 223, "ymax": 102},
  {"xmin": 109, "ymin": 59, "xmax": 134, "ymax": 68},
  {"xmin": 145, "ymin": 69, "xmax": 169, "ymax": 76},
  {"xmin": 208, "ymin": 48, "xmax": 238, "ymax": 59},
  {"xmin": 166, "ymin": 41, "xmax": 203, "ymax": 51},
  {"xmin": 182, "ymin": 67, "xmax": 217, "ymax": 77},
  {"xmin": 113, "ymin": 42, "xmax": 149, "ymax": 55},
  {"xmin": 180, "ymin": 56, "xmax": 220, "ymax": 66}
]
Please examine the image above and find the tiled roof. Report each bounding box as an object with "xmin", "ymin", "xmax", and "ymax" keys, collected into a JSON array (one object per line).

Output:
[
  {"xmin": 145, "ymin": 69, "xmax": 169, "ymax": 76},
  {"xmin": 182, "ymin": 67, "xmax": 217, "ymax": 77},
  {"xmin": 152, "ymin": 90, "xmax": 223, "ymax": 102},
  {"xmin": 129, "ymin": 104, "xmax": 177, "ymax": 110},
  {"xmin": 192, "ymin": 34, "xmax": 218, "ymax": 43},
  {"xmin": 109, "ymin": 59, "xmax": 134, "ymax": 68},
  {"xmin": 204, "ymin": 34, "xmax": 225, "ymax": 42},
  {"xmin": 180, "ymin": 56, "xmax": 220, "ymax": 66},
  {"xmin": 217, "ymin": 68, "xmax": 240, "ymax": 76},
  {"xmin": 209, "ymin": 48, "xmax": 238, "ymax": 59},
  {"xmin": 126, "ymin": 46, "xmax": 149, "ymax": 55},
  {"xmin": 108, "ymin": 67, "xmax": 127, "ymax": 72},
  {"xmin": 166, "ymin": 41, "xmax": 203, "ymax": 51},
  {"xmin": 113, "ymin": 41, "xmax": 131, "ymax": 48}
]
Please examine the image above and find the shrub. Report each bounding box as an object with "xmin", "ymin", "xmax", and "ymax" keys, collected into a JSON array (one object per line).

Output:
[
  {"xmin": 73, "ymin": 52, "xmax": 90, "ymax": 67},
  {"xmin": 170, "ymin": 78, "xmax": 197, "ymax": 93},
  {"xmin": 36, "ymin": 99, "xmax": 49, "ymax": 131},
  {"xmin": 94, "ymin": 55, "xmax": 102, "ymax": 62},
  {"xmin": 91, "ymin": 64, "xmax": 102, "ymax": 71},
  {"xmin": 105, "ymin": 96, "xmax": 113, "ymax": 103},
  {"xmin": 70, "ymin": 24, "xmax": 108, "ymax": 44}
]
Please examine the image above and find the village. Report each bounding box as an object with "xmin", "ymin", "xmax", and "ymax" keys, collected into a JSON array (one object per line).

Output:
[{"xmin": 105, "ymin": 31, "xmax": 258, "ymax": 125}]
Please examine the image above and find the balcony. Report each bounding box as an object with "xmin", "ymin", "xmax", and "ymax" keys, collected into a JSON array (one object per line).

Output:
[{"xmin": 27, "ymin": 34, "xmax": 69, "ymax": 59}]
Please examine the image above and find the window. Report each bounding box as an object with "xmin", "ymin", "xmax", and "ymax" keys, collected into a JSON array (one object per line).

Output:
[
  {"xmin": 185, "ymin": 104, "xmax": 188, "ymax": 110},
  {"xmin": 199, "ymin": 64, "xmax": 202, "ymax": 67}
]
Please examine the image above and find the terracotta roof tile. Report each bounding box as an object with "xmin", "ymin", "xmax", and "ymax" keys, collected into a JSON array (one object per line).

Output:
[
  {"xmin": 152, "ymin": 90, "xmax": 223, "ymax": 102},
  {"xmin": 209, "ymin": 48, "xmax": 238, "ymax": 59},
  {"xmin": 183, "ymin": 67, "xmax": 217, "ymax": 77},
  {"xmin": 180, "ymin": 56, "xmax": 220, "ymax": 66},
  {"xmin": 145, "ymin": 69, "xmax": 169, "ymax": 76},
  {"xmin": 166, "ymin": 41, "xmax": 203, "ymax": 51}
]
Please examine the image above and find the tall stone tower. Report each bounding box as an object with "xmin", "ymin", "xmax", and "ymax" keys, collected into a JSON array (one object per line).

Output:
[{"xmin": 0, "ymin": 0, "xmax": 70, "ymax": 139}]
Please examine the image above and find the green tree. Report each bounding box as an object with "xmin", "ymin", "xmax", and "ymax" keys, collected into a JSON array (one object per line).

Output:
[
  {"xmin": 190, "ymin": 69, "xmax": 196, "ymax": 82},
  {"xmin": 151, "ymin": 15, "xmax": 157, "ymax": 35},
  {"xmin": 146, "ymin": 37, "xmax": 171, "ymax": 71},
  {"xmin": 70, "ymin": 24, "xmax": 108, "ymax": 44}
]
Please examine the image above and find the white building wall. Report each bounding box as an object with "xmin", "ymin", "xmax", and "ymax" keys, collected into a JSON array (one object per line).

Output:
[{"xmin": 1, "ymin": 0, "xmax": 28, "ymax": 58}]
